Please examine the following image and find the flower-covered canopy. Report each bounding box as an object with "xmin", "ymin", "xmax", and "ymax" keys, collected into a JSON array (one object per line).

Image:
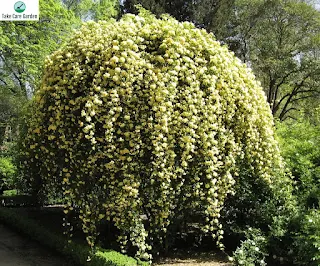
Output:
[{"xmin": 22, "ymin": 11, "xmax": 282, "ymax": 261}]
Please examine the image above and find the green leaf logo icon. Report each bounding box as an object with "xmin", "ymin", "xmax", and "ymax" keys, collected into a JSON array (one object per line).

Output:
[{"xmin": 14, "ymin": 1, "xmax": 26, "ymax": 13}]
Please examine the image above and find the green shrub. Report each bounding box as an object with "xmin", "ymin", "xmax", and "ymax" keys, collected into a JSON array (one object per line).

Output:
[
  {"xmin": 0, "ymin": 141, "xmax": 16, "ymax": 157},
  {"xmin": 291, "ymin": 209, "xmax": 320, "ymax": 266},
  {"xmin": 221, "ymin": 162, "xmax": 298, "ymax": 264},
  {"xmin": 224, "ymin": 120, "xmax": 320, "ymax": 265},
  {"xmin": 2, "ymin": 189, "xmax": 18, "ymax": 196},
  {"xmin": 276, "ymin": 120, "xmax": 320, "ymax": 208},
  {"xmin": 222, "ymin": 120, "xmax": 320, "ymax": 265},
  {"xmin": 231, "ymin": 228, "xmax": 268, "ymax": 266},
  {"xmin": 274, "ymin": 120, "xmax": 320, "ymax": 265},
  {"xmin": 20, "ymin": 9, "xmax": 283, "ymax": 260},
  {"xmin": 0, "ymin": 157, "xmax": 17, "ymax": 193}
]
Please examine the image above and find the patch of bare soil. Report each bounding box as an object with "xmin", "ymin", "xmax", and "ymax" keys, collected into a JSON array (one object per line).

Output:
[{"xmin": 154, "ymin": 250, "xmax": 232, "ymax": 266}]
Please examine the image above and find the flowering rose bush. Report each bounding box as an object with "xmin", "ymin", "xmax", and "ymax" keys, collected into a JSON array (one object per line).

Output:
[{"xmin": 20, "ymin": 10, "xmax": 282, "ymax": 261}]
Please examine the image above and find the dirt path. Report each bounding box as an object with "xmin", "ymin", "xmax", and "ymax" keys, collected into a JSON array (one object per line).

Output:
[
  {"xmin": 154, "ymin": 251, "xmax": 232, "ymax": 266},
  {"xmin": 155, "ymin": 259, "xmax": 232, "ymax": 266},
  {"xmin": 0, "ymin": 223, "xmax": 74, "ymax": 266}
]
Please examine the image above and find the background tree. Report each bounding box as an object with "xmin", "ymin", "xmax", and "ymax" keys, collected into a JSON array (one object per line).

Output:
[
  {"xmin": 0, "ymin": 0, "xmax": 120, "ymax": 99},
  {"xmin": 0, "ymin": 0, "xmax": 119, "ymax": 144},
  {"xmin": 0, "ymin": 88, "xmax": 26, "ymax": 147},
  {"xmin": 62, "ymin": 0, "xmax": 119, "ymax": 21},
  {"xmin": 0, "ymin": 0, "xmax": 80, "ymax": 145},
  {"xmin": 122, "ymin": 0, "xmax": 234, "ymax": 39},
  {"xmin": 230, "ymin": 0, "xmax": 320, "ymax": 120},
  {"xmin": 0, "ymin": 0, "xmax": 80, "ymax": 98}
]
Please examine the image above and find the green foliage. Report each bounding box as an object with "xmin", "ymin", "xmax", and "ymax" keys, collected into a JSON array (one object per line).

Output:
[
  {"xmin": 63, "ymin": 0, "xmax": 119, "ymax": 21},
  {"xmin": 0, "ymin": 157, "xmax": 17, "ymax": 193},
  {"xmin": 0, "ymin": 0, "xmax": 81, "ymax": 154},
  {"xmin": 291, "ymin": 209, "xmax": 320, "ymax": 266},
  {"xmin": 272, "ymin": 120, "xmax": 320, "ymax": 265},
  {"xmin": 93, "ymin": 0, "xmax": 120, "ymax": 21},
  {"xmin": 0, "ymin": 88, "xmax": 27, "ymax": 151},
  {"xmin": 230, "ymin": 0, "xmax": 320, "ymax": 120},
  {"xmin": 0, "ymin": 0, "xmax": 80, "ymax": 97},
  {"xmin": 221, "ymin": 161, "xmax": 299, "ymax": 264},
  {"xmin": 21, "ymin": 11, "xmax": 282, "ymax": 261},
  {"xmin": 2, "ymin": 189, "xmax": 18, "ymax": 197},
  {"xmin": 124, "ymin": 0, "xmax": 194, "ymax": 20},
  {"xmin": 276, "ymin": 120, "xmax": 320, "ymax": 208},
  {"xmin": 223, "ymin": 119, "xmax": 320, "ymax": 265},
  {"xmin": 231, "ymin": 228, "xmax": 268, "ymax": 266},
  {"xmin": 123, "ymin": 0, "xmax": 234, "ymax": 38}
]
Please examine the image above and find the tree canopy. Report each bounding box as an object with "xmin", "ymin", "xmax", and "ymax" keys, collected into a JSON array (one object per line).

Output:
[
  {"xmin": 0, "ymin": 0, "xmax": 119, "ymax": 144},
  {"xmin": 231, "ymin": 0, "xmax": 320, "ymax": 120},
  {"xmin": 0, "ymin": 0, "xmax": 80, "ymax": 97}
]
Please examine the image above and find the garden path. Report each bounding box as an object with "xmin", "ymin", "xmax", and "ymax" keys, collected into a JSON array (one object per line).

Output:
[
  {"xmin": 0, "ymin": 223, "xmax": 74, "ymax": 266},
  {"xmin": 0, "ymin": 221, "xmax": 232, "ymax": 266}
]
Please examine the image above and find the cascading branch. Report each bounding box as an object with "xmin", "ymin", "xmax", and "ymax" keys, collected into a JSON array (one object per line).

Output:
[{"xmin": 21, "ymin": 10, "xmax": 283, "ymax": 261}]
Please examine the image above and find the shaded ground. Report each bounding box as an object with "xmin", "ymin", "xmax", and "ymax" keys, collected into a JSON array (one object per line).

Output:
[
  {"xmin": 154, "ymin": 250, "xmax": 232, "ymax": 266},
  {"xmin": 1, "ymin": 206, "xmax": 232, "ymax": 266},
  {"xmin": 0, "ymin": 223, "xmax": 74, "ymax": 266}
]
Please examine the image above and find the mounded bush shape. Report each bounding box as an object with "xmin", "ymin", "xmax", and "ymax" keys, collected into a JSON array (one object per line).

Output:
[{"xmin": 21, "ymin": 11, "xmax": 282, "ymax": 260}]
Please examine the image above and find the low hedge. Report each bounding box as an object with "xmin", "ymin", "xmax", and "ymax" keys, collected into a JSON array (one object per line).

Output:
[
  {"xmin": 0, "ymin": 194, "xmax": 35, "ymax": 207},
  {"xmin": 0, "ymin": 207, "xmax": 148, "ymax": 266}
]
